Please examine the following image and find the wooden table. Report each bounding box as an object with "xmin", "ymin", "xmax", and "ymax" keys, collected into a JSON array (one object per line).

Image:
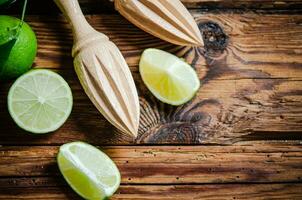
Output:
[{"xmin": 1, "ymin": 0, "xmax": 302, "ymax": 199}]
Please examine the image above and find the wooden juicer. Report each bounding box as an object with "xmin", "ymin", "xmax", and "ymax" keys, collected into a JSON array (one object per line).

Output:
[
  {"xmin": 54, "ymin": 0, "xmax": 203, "ymax": 138},
  {"xmin": 114, "ymin": 0, "xmax": 204, "ymax": 47},
  {"xmin": 54, "ymin": 0, "xmax": 140, "ymax": 137}
]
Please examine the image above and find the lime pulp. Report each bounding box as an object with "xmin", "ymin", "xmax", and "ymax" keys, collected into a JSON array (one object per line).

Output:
[
  {"xmin": 7, "ymin": 69, "xmax": 73, "ymax": 134},
  {"xmin": 139, "ymin": 48, "xmax": 200, "ymax": 105},
  {"xmin": 57, "ymin": 142, "xmax": 121, "ymax": 200}
]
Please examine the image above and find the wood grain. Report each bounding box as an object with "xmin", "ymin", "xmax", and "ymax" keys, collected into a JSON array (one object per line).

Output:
[
  {"xmin": 183, "ymin": 0, "xmax": 302, "ymax": 10},
  {"xmin": 3, "ymin": 0, "xmax": 302, "ymax": 15},
  {"xmin": 0, "ymin": 13, "xmax": 301, "ymax": 145},
  {"xmin": 1, "ymin": 182, "xmax": 302, "ymax": 200},
  {"xmin": 1, "ymin": 145, "xmax": 301, "ymax": 184},
  {"xmin": 1, "ymin": 2, "xmax": 302, "ymax": 200}
]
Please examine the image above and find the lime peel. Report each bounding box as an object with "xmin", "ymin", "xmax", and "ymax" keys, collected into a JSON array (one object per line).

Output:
[
  {"xmin": 0, "ymin": 0, "xmax": 28, "ymax": 45},
  {"xmin": 0, "ymin": 26, "xmax": 18, "ymax": 45},
  {"xmin": 0, "ymin": 15, "xmax": 37, "ymax": 80}
]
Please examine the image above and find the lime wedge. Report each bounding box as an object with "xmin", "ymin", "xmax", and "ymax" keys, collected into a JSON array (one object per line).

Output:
[
  {"xmin": 7, "ymin": 69, "xmax": 73, "ymax": 134},
  {"xmin": 139, "ymin": 48, "xmax": 200, "ymax": 106},
  {"xmin": 57, "ymin": 142, "xmax": 121, "ymax": 200}
]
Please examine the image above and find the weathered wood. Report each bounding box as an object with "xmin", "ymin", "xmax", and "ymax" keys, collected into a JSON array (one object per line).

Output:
[
  {"xmin": 0, "ymin": 181, "xmax": 302, "ymax": 200},
  {"xmin": 183, "ymin": 0, "xmax": 302, "ymax": 10},
  {"xmin": 0, "ymin": 145, "xmax": 301, "ymax": 184},
  {"xmin": 0, "ymin": 13, "xmax": 301, "ymax": 145},
  {"xmin": 3, "ymin": 0, "xmax": 302, "ymax": 15},
  {"xmin": 1, "ymin": 1, "xmax": 301, "ymax": 199}
]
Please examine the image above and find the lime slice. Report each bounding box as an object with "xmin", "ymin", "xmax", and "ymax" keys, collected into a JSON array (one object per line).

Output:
[
  {"xmin": 139, "ymin": 48, "xmax": 200, "ymax": 106},
  {"xmin": 8, "ymin": 69, "xmax": 73, "ymax": 134},
  {"xmin": 57, "ymin": 142, "xmax": 121, "ymax": 200}
]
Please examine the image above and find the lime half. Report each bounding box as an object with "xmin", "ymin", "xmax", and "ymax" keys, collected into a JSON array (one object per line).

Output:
[
  {"xmin": 57, "ymin": 142, "xmax": 121, "ymax": 200},
  {"xmin": 139, "ymin": 48, "xmax": 200, "ymax": 106},
  {"xmin": 8, "ymin": 69, "xmax": 73, "ymax": 134}
]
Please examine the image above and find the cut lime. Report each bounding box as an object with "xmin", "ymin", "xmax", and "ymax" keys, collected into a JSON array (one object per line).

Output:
[
  {"xmin": 139, "ymin": 48, "xmax": 200, "ymax": 106},
  {"xmin": 57, "ymin": 142, "xmax": 121, "ymax": 200},
  {"xmin": 8, "ymin": 69, "xmax": 73, "ymax": 134}
]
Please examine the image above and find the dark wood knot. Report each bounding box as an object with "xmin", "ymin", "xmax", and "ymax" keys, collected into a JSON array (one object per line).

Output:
[{"xmin": 198, "ymin": 21, "xmax": 228, "ymax": 57}]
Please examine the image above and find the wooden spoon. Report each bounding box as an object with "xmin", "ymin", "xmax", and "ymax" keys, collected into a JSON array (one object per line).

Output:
[
  {"xmin": 114, "ymin": 0, "xmax": 204, "ymax": 47},
  {"xmin": 54, "ymin": 0, "xmax": 140, "ymax": 137}
]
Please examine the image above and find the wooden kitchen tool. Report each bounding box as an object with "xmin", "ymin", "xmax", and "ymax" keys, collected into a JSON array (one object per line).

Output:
[
  {"xmin": 114, "ymin": 0, "xmax": 204, "ymax": 47},
  {"xmin": 54, "ymin": 0, "xmax": 140, "ymax": 137}
]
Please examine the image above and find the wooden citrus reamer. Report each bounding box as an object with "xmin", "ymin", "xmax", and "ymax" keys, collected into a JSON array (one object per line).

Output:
[
  {"xmin": 113, "ymin": 0, "xmax": 204, "ymax": 47},
  {"xmin": 54, "ymin": 0, "xmax": 140, "ymax": 137}
]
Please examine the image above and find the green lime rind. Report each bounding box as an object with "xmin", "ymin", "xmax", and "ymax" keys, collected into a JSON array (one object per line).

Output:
[
  {"xmin": 57, "ymin": 142, "xmax": 121, "ymax": 200},
  {"xmin": 7, "ymin": 69, "xmax": 73, "ymax": 134},
  {"xmin": 0, "ymin": 25, "xmax": 18, "ymax": 45},
  {"xmin": 0, "ymin": 0, "xmax": 27, "ymax": 45},
  {"xmin": 0, "ymin": 15, "xmax": 37, "ymax": 81}
]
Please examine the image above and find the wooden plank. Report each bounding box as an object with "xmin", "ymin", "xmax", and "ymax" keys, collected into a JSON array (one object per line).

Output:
[
  {"xmin": 0, "ymin": 13, "xmax": 301, "ymax": 145},
  {"xmin": 183, "ymin": 0, "xmax": 302, "ymax": 10},
  {"xmin": 0, "ymin": 180, "xmax": 301, "ymax": 200},
  {"xmin": 0, "ymin": 145, "xmax": 301, "ymax": 184},
  {"xmin": 1, "ymin": 78, "xmax": 301, "ymax": 145},
  {"xmin": 3, "ymin": 0, "xmax": 302, "ymax": 15}
]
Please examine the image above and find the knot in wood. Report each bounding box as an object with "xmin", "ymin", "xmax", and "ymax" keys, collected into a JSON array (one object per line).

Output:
[{"xmin": 198, "ymin": 22, "xmax": 228, "ymax": 57}]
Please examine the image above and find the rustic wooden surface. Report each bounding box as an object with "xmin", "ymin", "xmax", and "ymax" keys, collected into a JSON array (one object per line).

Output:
[
  {"xmin": 0, "ymin": 0, "xmax": 302, "ymax": 199},
  {"xmin": 3, "ymin": 0, "xmax": 302, "ymax": 14}
]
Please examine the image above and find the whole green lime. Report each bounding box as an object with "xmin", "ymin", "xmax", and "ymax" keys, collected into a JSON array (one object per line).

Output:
[{"xmin": 0, "ymin": 15, "xmax": 37, "ymax": 81}]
